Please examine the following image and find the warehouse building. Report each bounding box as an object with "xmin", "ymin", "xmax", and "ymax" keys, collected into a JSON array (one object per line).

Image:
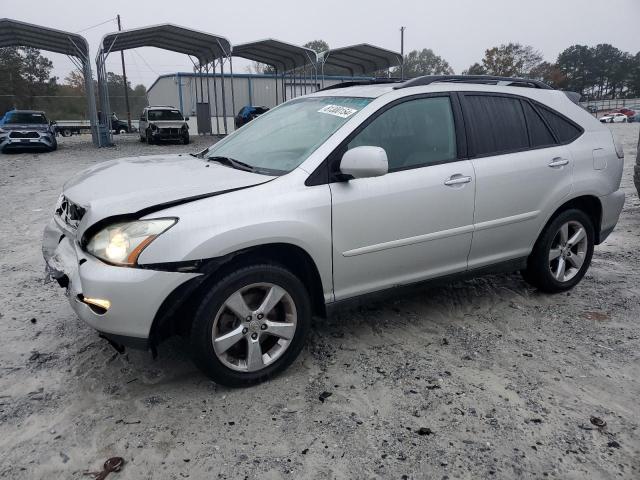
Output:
[{"xmin": 147, "ymin": 72, "xmax": 373, "ymax": 133}]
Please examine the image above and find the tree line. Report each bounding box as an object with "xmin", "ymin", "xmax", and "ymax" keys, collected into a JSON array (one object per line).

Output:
[
  {"xmin": 2, "ymin": 40, "xmax": 638, "ymax": 121},
  {"xmin": 0, "ymin": 46, "xmax": 147, "ymax": 120},
  {"xmin": 302, "ymin": 39, "xmax": 640, "ymax": 100}
]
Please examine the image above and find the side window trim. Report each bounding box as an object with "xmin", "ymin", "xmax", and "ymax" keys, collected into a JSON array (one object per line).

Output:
[{"xmin": 305, "ymin": 93, "xmax": 466, "ymax": 186}]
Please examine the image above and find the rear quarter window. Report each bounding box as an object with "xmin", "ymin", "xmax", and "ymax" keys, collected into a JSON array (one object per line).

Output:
[
  {"xmin": 536, "ymin": 104, "xmax": 583, "ymax": 144},
  {"xmin": 521, "ymin": 101, "xmax": 556, "ymax": 148}
]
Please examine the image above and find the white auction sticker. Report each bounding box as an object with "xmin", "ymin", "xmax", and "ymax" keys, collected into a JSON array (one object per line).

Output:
[{"xmin": 317, "ymin": 104, "xmax": 358, "ymax": 118}]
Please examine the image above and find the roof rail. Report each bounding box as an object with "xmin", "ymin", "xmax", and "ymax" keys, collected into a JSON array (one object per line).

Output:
[
  {"xmin": 394, "ymin": 75, "xmax": 553, "ymax": 90},
  {"xmin": 318, "ymin": 78, "xmax": 402, "ymax": 92}
]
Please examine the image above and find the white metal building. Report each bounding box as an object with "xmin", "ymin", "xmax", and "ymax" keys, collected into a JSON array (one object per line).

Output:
[{"xmin": 147, "ymin": 72, "xmax": 373, "ymax": 133}]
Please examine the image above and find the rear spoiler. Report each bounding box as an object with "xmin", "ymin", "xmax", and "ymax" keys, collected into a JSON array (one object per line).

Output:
[{"xmin": 563, "ymin": 91, "xmax": 582, "ymax": 105}]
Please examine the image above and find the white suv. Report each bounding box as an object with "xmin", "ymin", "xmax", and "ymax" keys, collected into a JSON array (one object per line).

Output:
[{"xmin": 43, "ymin": 76, "xmax": 625, "ymax": 387}]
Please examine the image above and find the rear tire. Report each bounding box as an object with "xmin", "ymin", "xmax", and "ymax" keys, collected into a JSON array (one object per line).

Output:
[
  {"xmin": 190, "ymin": 264, "xmax": 311, "ymax": 387},
  {"xmin": 522, "ymin": 209, "xmax": 594, "ymax": 293}
]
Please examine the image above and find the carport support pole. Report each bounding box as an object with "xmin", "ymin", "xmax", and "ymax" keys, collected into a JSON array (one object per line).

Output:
[
  {"xmin": 274, "ymin": 69, "xmax": 279, "ymax": 105},
  {"xmin": 212, "ymin": 61, "xmax": 220, "ymax": 135},
  {"xmin": 282, "ymin": 72, "xmax": 286, "ymax": 101},
  {"xmin": 229, "ymin": 56, "xmax": 236, "ymax": 127},
  {"xmin": 220, "ymin": 59, "xmax": 228, "ymax": 135},
  {"xmin": 117, "ymin": 15, "xmax": 132, "ymax": 131},
  {"xmin": 206, "ymin": 63, "xmax": 214, "ymax": 135}
]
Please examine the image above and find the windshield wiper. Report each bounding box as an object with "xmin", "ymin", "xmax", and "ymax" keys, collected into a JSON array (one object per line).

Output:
[{"xmin": 207, "ymin": 156, "xmax": 257, "ymax": 172}]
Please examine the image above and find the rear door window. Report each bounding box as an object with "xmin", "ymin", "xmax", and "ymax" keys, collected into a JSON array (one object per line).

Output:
[{"xmin": 462, "ymin": 95, "xmax": 529, "ymax": 156}]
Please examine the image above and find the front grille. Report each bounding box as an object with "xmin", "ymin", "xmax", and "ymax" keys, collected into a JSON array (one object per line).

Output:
[
  {"xmin": 160, "ymin": 128, "xmax": 181, "ymax": 135},
  {"xmin": 55, "ymin": 195, "xmax": 86, "ymax": 230},
  {"xmin": 9, "ymin": 131, "xmax": 40, "ymax": 138}
]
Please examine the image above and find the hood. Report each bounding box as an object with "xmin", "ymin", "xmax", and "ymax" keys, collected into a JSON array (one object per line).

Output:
[
  {"xmin": 149, "ymin": 121, "xmax": 187, "ymax": 128},
  {"xmin": 63, "ymin": 154, "xmax": 273, "ymax": 231},
  {"xmin": 1, "ymin": 123, "xmax": 49, "ymax": 131}
]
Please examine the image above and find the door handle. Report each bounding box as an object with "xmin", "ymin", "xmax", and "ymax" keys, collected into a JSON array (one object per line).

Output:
[
  {"xmin": 548, "ymin": 157, "xmax": 569, "ymax": 168},
  {"xmin": 444, "ymin": 175, "xmax": 472, "ymax": 186}
]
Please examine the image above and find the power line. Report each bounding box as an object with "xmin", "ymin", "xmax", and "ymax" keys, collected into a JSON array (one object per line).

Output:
[
  {"xmin": 75, "ymin": 17, "xmax": 117, "ymax": 34},
  {"xmin": 132, "ymin": 49, "xmax": 160, "ymax": 77}
]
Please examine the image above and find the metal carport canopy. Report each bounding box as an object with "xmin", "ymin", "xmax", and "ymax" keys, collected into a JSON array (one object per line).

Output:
[
  {"xmin": 320, "ymin": 43, "xmax": 402, "ymax": 75},
  {"xmin": 100, "ymin": 23, "xmax": 231, "ymax": 63},
  {"xmin": 0, "ymin": 18, "xmax": 101, "ymax": 146},
  {"xmin": 232, "ymin": 39, "xmax": 317, "ymax": 71},
  {"xmin": 0, "ymin": 17, "xmax": 89, "ymax": 57}
]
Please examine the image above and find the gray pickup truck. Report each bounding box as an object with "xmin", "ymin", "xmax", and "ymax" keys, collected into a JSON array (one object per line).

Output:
[{"xmin": 0, "ymin": 110, "xmax": 57, "ymax": 152}]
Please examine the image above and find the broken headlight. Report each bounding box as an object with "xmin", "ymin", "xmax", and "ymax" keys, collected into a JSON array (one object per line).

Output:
[{"xmin": 86, "ymin": 218, "xmax": 176, "ymax": 266}]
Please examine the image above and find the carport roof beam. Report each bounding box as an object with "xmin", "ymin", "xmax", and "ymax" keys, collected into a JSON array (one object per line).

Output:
[
  {"xmin": 320, "ymin": 43, "xmax": 402, "ymax": 76},
  {"xmin": 100, "ymin": 23, "xmax": 231, "ymax": 65},
  {"xmin": 0, "ymin": 17, "xmax": 89, "ymax": 59},
  {"xmin": 232, "ymin": 39, "xmax": 317, "ymax": 72}
]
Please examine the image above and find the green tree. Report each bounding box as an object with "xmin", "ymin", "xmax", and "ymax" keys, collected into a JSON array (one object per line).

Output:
[
  {"xmin": 481, "ymin": 43, "xmax": 543, "ymax": 77},
  {"xmin": 0, "ymin": 46, "xmax": 56, "ymax": 111},
  {"xmin": 105, "ymin": 72, "xmax": 147, "ymax": 119},
  {"xmin": 463, "ymin": 62, "xmax": 486, "ymax": 75},
  {"xmin": 303, "ymin": 40, "xmax": 330, "ymax": 54},
  {"xmin": 392, "ymin": 49, "xmax": 454, "ymax": 78},
  {"xmin": 0, "ymin": 47, "xmax": 23, "ymax": 113},
  {"xmin": 628, "ymin": 52, "xmax": 640, "ymax": 97},
  {"xmin": 556, "ymin": 44, "xmax": 592, "ymax": 95},
  {"xmin": 528, "ymin": 61, "xmax": 567, "ymax": 88}
]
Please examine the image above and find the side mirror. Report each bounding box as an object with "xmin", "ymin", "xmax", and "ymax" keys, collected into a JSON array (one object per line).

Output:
[
  {"xmin": 184, "ymin": 116, "xmax": 190, "ymax": 121},
  {"xmin": 339, "ymin": 146, "xmax": 388, "ymax": 180}
]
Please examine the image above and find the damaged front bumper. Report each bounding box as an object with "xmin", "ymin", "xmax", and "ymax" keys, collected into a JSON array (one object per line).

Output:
[{"xmin": 42, "ymin": 217, "xmax": 198, "ymax": 346}]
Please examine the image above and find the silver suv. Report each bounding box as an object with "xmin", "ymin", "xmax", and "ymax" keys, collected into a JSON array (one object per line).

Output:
[
  {"xmin": 139, "ymin": 105, "xmax": 189, "ymax": 144},
  {"xmin": 43, "ymin": 76, "xmax": 625, "ymax": 387},
  {"xmin": 0, "ymin": 110, "xmax": 57, "ymax": 152}
]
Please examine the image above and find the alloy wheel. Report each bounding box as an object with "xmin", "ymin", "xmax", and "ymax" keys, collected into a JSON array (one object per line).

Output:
[
  {"xmin": 548, "ymin": 220, "xmax": 589, "ymax": 282},
  {"xmin": 211, "ymin": 283, "xmax": 297, "ymax": 372}
]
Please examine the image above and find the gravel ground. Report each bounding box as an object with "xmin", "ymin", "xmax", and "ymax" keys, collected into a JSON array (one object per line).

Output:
[{"xmin": 0, "ymin": 127, "xmax": 639, "ymax": 479}]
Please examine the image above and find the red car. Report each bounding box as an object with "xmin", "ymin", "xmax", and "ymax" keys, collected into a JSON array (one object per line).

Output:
[{"xmin": 608, "ymin": 108, "xmax": 636, "ymax": 118}]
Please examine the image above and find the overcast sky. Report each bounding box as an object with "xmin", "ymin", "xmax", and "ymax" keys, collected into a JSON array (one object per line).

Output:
[{"xmin": 6, "ymin": 0, "xmax": 640, "ymax": 87}]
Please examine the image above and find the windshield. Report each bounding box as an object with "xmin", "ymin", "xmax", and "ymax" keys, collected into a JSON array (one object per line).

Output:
[
  {"xmin": 206, "ymin": 96, "xmax": 372, "ymax": 174},
  {"xmin": 148, "ymin": 109, "xmax": 183, "ymax": 121},
  {"xmin": 5, "ymin": 112, "xmax": 48, "ymax": 124}
]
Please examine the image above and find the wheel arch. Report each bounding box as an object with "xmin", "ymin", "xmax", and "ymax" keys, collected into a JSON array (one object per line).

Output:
[
  {"xmin": 539, "ymin": 194, "xmax": 603, "ymax": 245},
  {"xmin": 148, "ymin": 242, "xmax": 327, "ymax": 349}
]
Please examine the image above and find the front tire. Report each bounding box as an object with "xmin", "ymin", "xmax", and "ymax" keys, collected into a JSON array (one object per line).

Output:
[
  {"xmin": 146, "ymin": 128, "xmax": 154, "ymax": 145},
  {"xmin": 190, "ymin": 264, "xmax": 311, "ymax": 387},
  {"xmin": 522, "ymin": 209, "xmax": 594, "ymax": 293}
]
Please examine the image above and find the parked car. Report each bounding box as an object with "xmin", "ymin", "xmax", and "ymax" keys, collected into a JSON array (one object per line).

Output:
[
  {"xmin": 234, "ymin": 105, "xmax": 270, "ymax": 129},
  {"xmin": 599, "ymin": 112, "xmax": 628, "ymax": 123},
  {"xmin": 139, "ymin": 106, "xmax": 189, "ymax": 144},
  {"xmin": 0, "ymin": 110, "xmax": 57, "ymax": 152},
  {"xmin": 110, "ymin": 113, "xmax": 137, "ymax": 134},
  {"xmin": 43, "ymin": 76, "xmax": 625, "ymax": 387}
]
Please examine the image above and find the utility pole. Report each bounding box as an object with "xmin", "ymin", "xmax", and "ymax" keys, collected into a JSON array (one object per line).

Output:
[
  {"xmin": 400, "ymin": 26, "xmax": 406, "ymax": 80},
  {"xmin": 117, "ymin": 14, "xmax": 132, "ymax": 131}
]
